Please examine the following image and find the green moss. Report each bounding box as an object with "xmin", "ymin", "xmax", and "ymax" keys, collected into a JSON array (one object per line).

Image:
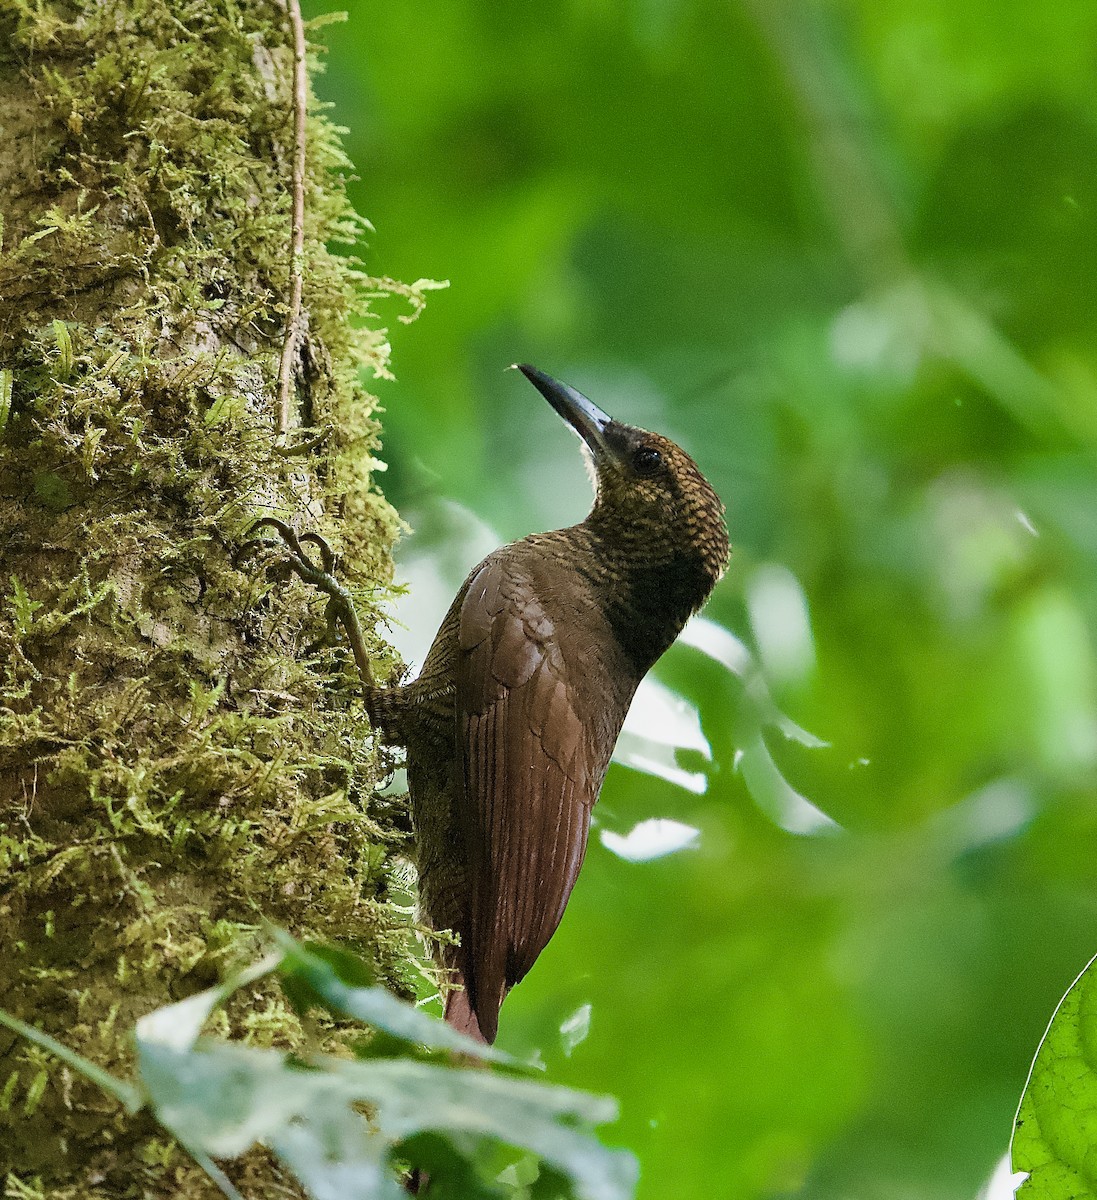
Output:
[{"xmin": 0, "ymin": 0, "xmax": 425, "ymax": 1193}]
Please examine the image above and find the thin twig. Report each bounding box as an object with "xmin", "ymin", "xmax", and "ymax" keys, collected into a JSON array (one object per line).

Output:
[
  {"xmin": 0, "ymin": 1006, "xmax": 143, "ymax": 1114},
  {"xmin": 276, "ymin": 0, "xmax": 308, "ymax": 435},
  {"xmin": 274, "ymin": 427, "xmax": 330, "ymax": 456}
]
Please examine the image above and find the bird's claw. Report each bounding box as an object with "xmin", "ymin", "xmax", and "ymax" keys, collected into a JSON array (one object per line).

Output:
[
  {"xmin": 237, "ymin": 518, "xmax": 375, "ymax": 690},
  {"xmin": 237, "ymin": 517, "xmax": 338, "ymax": 588}
]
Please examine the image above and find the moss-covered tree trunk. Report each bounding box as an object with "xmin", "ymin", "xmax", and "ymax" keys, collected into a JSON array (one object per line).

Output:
[{"xmin": 0, "ymin": 2, "xmax": 414, "ymax": 1193}]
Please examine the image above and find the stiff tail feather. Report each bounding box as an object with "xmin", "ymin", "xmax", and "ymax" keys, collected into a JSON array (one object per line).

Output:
[
  {"xmin": 443, "ymin": 981, "xmax": 493, "ymax": 1044},
  {"xmin": 404, "ymin": 982, "xmax": 494, "ymax": 1194}
]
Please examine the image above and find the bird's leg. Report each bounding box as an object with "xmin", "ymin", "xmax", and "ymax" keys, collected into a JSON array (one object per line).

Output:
[{"xmin": 238, "ymin": 517, "xmax": 375, "ymax": 692}]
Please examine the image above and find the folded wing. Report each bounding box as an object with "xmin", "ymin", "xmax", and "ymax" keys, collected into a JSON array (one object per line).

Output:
[{"xmin": 456, "ymin": 557, "xmax": 598, "ymax": 1041}]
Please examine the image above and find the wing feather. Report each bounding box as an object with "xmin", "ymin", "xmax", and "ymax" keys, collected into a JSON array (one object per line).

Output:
[{"xmin": 455, "ymin": 558, "xmax": 600, "ymax": 1038}]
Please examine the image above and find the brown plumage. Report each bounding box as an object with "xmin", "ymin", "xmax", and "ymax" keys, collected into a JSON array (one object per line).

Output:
[
  {"xmin": 245, "ymin": 367, "xmax": 727, "ymax": 1046},
  {"xmin": 367, "ymin": 366, "xmax": 728, "ymax": 1044}
]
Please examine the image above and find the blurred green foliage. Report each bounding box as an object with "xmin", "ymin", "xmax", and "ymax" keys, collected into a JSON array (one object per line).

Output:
[{"xmin": 305, "ymin": 2, "xmax": 1097, "ymax": 1197}]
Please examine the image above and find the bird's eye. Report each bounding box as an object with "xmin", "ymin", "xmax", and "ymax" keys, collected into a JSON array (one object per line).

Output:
[{"xmin": 632, "ymin": 446, "xmax": 663, "ymax": 477}]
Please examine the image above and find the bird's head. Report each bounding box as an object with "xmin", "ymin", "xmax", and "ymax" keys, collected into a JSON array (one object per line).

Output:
[{"xmin": 516, "ymin": 364, "xmax": 730, "ymax": 592}]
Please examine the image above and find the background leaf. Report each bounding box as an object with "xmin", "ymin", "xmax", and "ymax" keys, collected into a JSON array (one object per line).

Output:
[{"xmin": 1012, "ymin": 953, "xmax": 1097, "ymax": 1199}]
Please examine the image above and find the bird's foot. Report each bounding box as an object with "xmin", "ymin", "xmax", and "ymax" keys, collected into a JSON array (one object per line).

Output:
[{"xmin": 238, "ymin": 517, "xmax": 375, "ymax": 690}]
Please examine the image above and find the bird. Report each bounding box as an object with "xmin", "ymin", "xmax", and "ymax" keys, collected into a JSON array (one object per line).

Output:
[{"xmin": 249, "ymin": 365, "xmax": 728, "ymax": 1045}]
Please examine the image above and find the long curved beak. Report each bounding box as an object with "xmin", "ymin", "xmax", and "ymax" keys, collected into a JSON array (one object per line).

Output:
[{"xmin": 514, "ymin": 364, "xmax": 612, "ymax": 456}]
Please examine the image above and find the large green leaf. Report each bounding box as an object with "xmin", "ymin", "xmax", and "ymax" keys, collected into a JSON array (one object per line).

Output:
[
  {"xmin": 134, "ymin": 1035, "xmax": 634, "ymax": 1200},
  {"xmin": 269, "ymin": 1097, "xmax": 406, "ymax": 1200},
  {"xmin": 317, "ymin": 1055, "xmax": 637, "ymax": 1200},
  {"xmin": 1012, "ymin": 952, "xmax": 1097, "ymax": 1198},
  {"xmin": 273, "ymin": 929, "xmax": 518, "ymax": 1065},
  {"xmin": 127, "ymin": 933, "xmax": 636, "ymax": 1199},
  {"xmin": 137, "ymin": 1041, "xmax": 329, "ymax": 1158},
  {"xmin": 4, "ymin": 932, "xmax": 635, "ymax": 1199}
]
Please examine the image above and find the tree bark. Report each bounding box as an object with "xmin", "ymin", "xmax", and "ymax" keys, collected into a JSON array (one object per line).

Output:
[{"xmin": 0, "ymin": 1, "xmax": 413, "ymax": 1192}]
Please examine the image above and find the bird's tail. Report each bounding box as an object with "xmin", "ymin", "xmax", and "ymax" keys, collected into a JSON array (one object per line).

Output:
[
  {"xmin": 405, "ymin": 981, "xmax": 497, "ymax": 1192},
  {"xmin": 443, "ymin": 983, "xmax": 493, "ymax": 1044}
]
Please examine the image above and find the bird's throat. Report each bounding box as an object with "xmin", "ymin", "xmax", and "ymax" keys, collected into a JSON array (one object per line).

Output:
[{"xmin": 597, "ymin": 552, "xmax": 713, "ymax": 676}]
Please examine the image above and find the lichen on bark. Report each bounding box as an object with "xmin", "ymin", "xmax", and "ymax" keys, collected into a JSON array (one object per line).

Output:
[{"xmin": 0, "ymin": 0, "xmax": 422, "ymax": 1193}]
